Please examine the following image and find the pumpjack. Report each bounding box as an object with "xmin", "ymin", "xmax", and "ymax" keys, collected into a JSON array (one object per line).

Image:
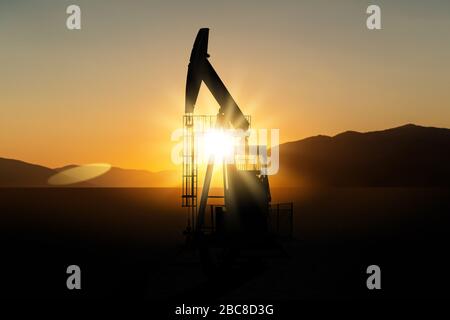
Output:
[{"xmin": 182, "ymin": 28, "xmax": 292, "ymax": 273}]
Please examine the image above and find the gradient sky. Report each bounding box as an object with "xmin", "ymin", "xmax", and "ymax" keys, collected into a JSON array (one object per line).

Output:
[{"xmin": 1, "ymin": 0, "xmax": 449, "ymax": 171}]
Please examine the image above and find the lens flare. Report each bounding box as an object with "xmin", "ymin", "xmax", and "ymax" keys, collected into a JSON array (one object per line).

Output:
[{"xmin": 48, "ymin": 163, "xmax": 111, "ymax": 186}]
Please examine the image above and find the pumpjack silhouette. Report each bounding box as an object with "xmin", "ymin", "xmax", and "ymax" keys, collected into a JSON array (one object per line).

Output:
[{"xmin": 182, "ymin": 28, "xmax": 292, "ymax": 274}]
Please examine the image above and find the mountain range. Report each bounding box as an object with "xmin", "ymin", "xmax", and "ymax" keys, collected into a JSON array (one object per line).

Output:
[
  {"xmin": 1, "ymin": 124, "xmax": 449, "ymax": 187},
  {"xmin": 271, "ymin": 124, "xmax": 450, "ymax": 187},
  {"xmin": 0, "ymin": 159, "xmax": 179, "ymax": 187}
]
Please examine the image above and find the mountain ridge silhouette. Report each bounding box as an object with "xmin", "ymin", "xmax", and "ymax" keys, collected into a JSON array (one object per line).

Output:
[
  {"xmin": 272, "ymin": 123, "xmax": 450, "ymax": 187},
  {"xmin": 0, "ymin": 158, "xmax": 179, "ymax": 187},
  {"xmin": 1, "ymin": 124, "xmax": 450, "ymax": 187}
]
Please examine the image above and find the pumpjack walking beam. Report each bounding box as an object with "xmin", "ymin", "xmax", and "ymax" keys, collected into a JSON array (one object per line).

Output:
[{"xmin": 186, "ymin": 29, "xmax": 249, "ymax": 132}]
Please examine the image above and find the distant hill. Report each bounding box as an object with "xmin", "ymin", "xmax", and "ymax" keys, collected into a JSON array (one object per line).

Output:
[
  {"xmin": 271, "ymin": 124, "xmax": 450, "ymax": 187},
  {"xmin": 2, "ymin": 124, "xmax": 450, "ymax": 187},
  {"xmin": 53, "ymin": 165, "xmax": 178, "ymax": 187},
  {"xmin": 0, "ymin": 158, "xmax": 55, "ymax": 187},
  {"xmin": 0, "ymin": 158, "xmax": 178, "ymax": 187}
]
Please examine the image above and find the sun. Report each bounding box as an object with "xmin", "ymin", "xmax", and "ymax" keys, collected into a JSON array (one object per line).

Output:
[{"xmin": 202, "ymin": 129, "xmax": 235, "ymax": 163}]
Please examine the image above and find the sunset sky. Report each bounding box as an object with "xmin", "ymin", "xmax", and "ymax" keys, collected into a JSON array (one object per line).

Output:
[{"xmin": 1, "ymin": 0, "xmax": 449, "ymax": 172}]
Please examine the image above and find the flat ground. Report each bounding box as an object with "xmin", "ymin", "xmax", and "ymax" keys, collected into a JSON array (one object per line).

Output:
[{"xmin": 1, "ymin": 187, "xmax": 449, "ymax": 300}]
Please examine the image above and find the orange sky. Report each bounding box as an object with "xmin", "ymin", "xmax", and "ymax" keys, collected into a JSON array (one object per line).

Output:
[{"xmin": 1, "ymin": 0, "xmax": 450, "ymax": 171}]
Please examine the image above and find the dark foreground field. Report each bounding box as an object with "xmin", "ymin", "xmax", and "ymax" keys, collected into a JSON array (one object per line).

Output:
[{"xmin": 1, "ymin": 187, "xmax": 449, "ymax": 301}]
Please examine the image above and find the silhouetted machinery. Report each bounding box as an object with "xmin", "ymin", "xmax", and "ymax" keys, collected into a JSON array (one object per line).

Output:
[{"xmin": 182, "ymin": 28, "xmax": 292, "ymax": 272}]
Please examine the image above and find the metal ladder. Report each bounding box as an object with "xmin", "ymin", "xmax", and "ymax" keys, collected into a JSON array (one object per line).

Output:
[{"xmin": 182, "ymin": 114, "xmax": 197, "ymax": 230}]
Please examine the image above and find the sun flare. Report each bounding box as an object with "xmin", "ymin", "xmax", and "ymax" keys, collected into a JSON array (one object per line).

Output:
[{"xmin": 201, "ymin": 129, "xmax": 235, "ymax": 163}]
